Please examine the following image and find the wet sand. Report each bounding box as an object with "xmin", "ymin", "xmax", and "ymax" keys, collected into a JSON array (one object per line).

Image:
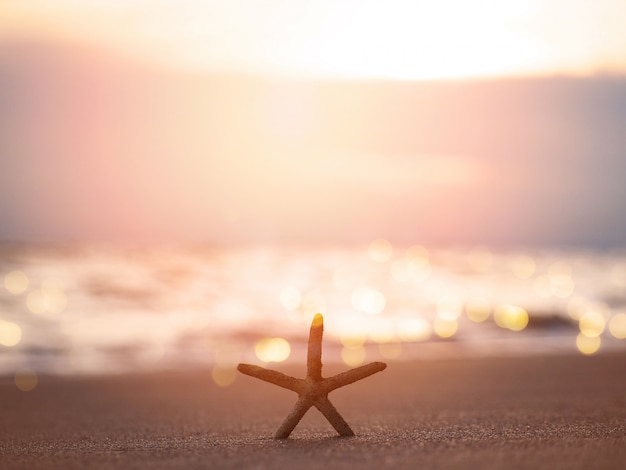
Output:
[{"xmin": 1, "ymin": 353, "xmax": 625, "ymax": 469}]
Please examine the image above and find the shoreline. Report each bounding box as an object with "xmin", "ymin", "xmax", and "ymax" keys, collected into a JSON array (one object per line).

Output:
[{"xmin": 2, "ymin": 352, "xmax": 625, "ymax": 469}]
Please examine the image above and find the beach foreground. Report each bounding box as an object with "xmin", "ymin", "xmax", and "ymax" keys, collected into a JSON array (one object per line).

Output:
[{"xmin": 1, "ymin": 353, "xmax": 625, "ymax": 469}]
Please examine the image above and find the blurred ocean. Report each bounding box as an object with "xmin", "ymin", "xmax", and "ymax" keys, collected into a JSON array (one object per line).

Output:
[{"xmin": 1, "ymin": 243, "xmax": 626, "ymax": 381}]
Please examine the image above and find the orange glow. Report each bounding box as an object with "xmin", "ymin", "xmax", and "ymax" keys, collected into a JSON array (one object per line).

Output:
[
  {"xmin": 211, "ymin": 366, "xmax": 237, "ymax": 387},
  {"xmin": 15, "ymin": 369, "xmax": 38, "ymax": 392}
]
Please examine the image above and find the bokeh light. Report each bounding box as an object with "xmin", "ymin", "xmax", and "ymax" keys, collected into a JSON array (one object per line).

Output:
[
  {"xmin": 15, "ymin": 369, "xmax": 38, "ymax": 392},
  {"xmin": 406, "ymin": 245, "xmax": 431, "ymax": 281},
  {"xmin": 533, "ymin": 275, "xmax": 552, "ymax": 298},
  {"xmin": 333, "ymin": 265, "xmax": 358, "ymax": 289},
  {"xmin": 351, "ymin": 287, "xmax": 386, "ymax": 315},
  {"xmin": 397, "ymin": 317, "xmax": 432, "ymax": 342},
  {"xmin": 406, "ymin": 245, "xmax": 429, "ymax": 263},
  {"xmin": 339, "ymin": 331, "xmax": 366, "ymax": 348},
  {"xmin": 391, "ymin": 258, "xmax": 431, "ymax": 283},
  {"xmin": 214, "ymin": 344, "xmax": 241, "ymax": 368},
  {"xmin": 42, "ymin": 279, "xmax": 68, "ymax": 314},
  {"xmin": 548, "ymin": 261, "xmax": 574, "ymax": 298},
  {"xmin": 494, "ymin": 305, "xmax": 529, "ymax": 331},
  {"xmin": 255, "ymin": 337, "xmax": 291, "ymax": 362},
  {"xmin": 390, "ymin": 260, "xmax": 411, "ymax": 283},
  {"xmin": 341, "ymin": 345, "xmax": 366, "ymax": 366},
  {"xmin": 368, "ymin": 238, "xmax": 393, "ymax": 263},
  {"xmin": 378, "ymin": 342, "xmax": 402, "ymax": 359},
  {"xmin": 608, "ymin": 313, "xmax": 626, "ymax": 339},
  {"xmin": 367, "ymin": 321, "xmax": 395, "ymax": 343},
  {"xmin": 436, "ymin": 295, "xmax": 463, "ymax": 321},
  {"xmin": 576, "ymin": 333, "xmax": 601, "ymax": 355},
  {"xmin": 300, "ymin": 290, "xmax": 326, "ymax": 316},
  {"xmin": 578, "ymin": 310, "xmax": 606, "ymax": 338},
  {"xmin": 0, "ymin": 320, "xmax": 22, "ymax": 347},
  {"xmin": 610, "ymin": 263, "xmax": 626, "ymax": 289},
  {"xmin": 466, "ymin": 299, "xmax": 491, "ymax": 322},
  {"xmin": 392, "ymin": 246, "xmax": 431, "ymax": 283},
  {"xmin": 433, "ymin": 317, "xmax": 458, "ymax": 338},
  {"xmin": 211, "ymin": 366, "xmax": 237, "ymax": 387},
  {"xmin": 467, "ymin": 247, "xmax": 492, "ymax": 272},
  {"xmin": 511, "ymin": 255, "xmax": 536, "ymax": 279},
  {"xmin": 24, "ymin": 280, "xmax": 67, "ymax": 316},
  {"xmin": 4, "ymin": 270, "xmax": 29, "ymax": 294},
  {"xmin": 567, "ymin": 296, "xmax": 589, "ymax": 320},
  {"xmin": 26, "ymin": 290, "xmax": 48, "ymax": 314},
  {"xmin": 280, "ymin": 286, "xmax": 302, "ymax": 311}
]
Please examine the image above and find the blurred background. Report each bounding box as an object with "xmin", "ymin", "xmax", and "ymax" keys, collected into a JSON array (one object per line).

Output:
[{"xmin": 1, "ymin": 1, "xmax": 625, "ymax": 389}]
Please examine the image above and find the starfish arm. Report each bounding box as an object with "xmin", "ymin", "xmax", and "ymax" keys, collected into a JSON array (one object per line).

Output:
[
  {"xmin": 314, "ymin": 395, "xmax": 354, "ymax": 437},
  {"xmin": 275, "ymin": 396, "xmax": 313, "ymax": 439},
  {"xmin": 323, "ymin": 361, "xmax": 387, "ymax": 393},
  {"xmin": 307, "ymin": 314, "xmax": 324, "ymax": 381},
  {"xmin": 237, "ymin": 364, "xmax": 304, "ymax": 394}
]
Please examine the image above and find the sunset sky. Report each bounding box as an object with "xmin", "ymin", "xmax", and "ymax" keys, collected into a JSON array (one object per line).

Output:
[
  {"xmin": 1, "ymin": 1, "xmax": 626, "ymax": 246},
  {"xmin": 2, "ymin": 0, "xmax": 626, "ymax": 79}
]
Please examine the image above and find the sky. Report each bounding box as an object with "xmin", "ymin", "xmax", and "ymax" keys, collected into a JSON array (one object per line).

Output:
[
  {"xmin": 1, "ymin": 1, "xmax": 626, "ymax": 246},
  {"xmin": 2, "ymin": 0, "xmax": 626, "ymax": 79}
]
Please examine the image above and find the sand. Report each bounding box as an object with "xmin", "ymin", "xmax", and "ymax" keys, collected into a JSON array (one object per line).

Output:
[{"xmin": 1, "ymin": 353, "xmax": 625, "ymax": 469}]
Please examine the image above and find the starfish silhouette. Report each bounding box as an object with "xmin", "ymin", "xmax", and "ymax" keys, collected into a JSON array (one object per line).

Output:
[{"xmin": 237, "ymin": 313, "xmax": 387, "ymax": 438}]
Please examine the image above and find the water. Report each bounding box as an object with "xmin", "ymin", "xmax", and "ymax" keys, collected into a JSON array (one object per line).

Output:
[{"xmin": 1, "ymin": 243, "xmax": 625, "ymax": 378}]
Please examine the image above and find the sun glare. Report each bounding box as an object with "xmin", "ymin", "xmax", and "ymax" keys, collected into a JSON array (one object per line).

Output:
[
  {"xmin": 3, "ymin": 0, "xmax": 626, "ymax": 80},
  {"xmin": 283, "ymin": 0, "xmax": 542, "ymax": 80}
]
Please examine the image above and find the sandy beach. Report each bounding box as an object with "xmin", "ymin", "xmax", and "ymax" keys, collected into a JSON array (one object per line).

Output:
[{"xmin": 1, "ymin": 352, "xmax": 625, "ymax": 469}]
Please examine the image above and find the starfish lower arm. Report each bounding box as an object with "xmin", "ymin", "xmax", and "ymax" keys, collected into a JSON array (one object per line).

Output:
[
  {"xmin": 313, "ymin": 395, "xmax": 355, "ymax": 436},
  {"xmin": 274, "ymin": 396, "xmax": 313, "ymax": 439}
]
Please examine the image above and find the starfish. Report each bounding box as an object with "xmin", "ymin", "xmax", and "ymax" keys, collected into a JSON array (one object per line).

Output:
[{"xmin": 237, "ymin": 313, "xmax": 387, "ymax": 438}]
